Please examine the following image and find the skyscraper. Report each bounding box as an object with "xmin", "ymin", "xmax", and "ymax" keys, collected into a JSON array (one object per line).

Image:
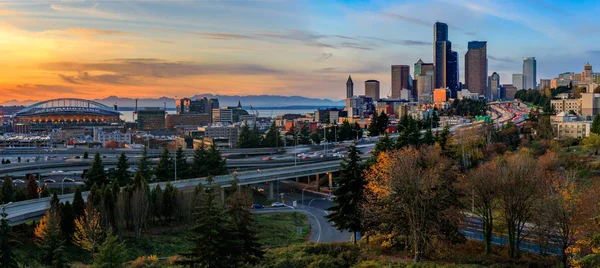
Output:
[
  {"xmin": 512, "ymin": 74, "xmax": 523, "ymax": 90},
  {"xmin": 583, "ymin": 63, "xmax": 593, "ymax": 83},
  {"xmin": 488, "ymin": 72, "xmax": 500, "ymax": 101},
  {"xmin": 539, "ymin": 79, "xmax": 551, "ymax": 90},
  {"xmin": 523, "ymin": 57, "xmax": 537, "ymax": 90},
  {"xmin": 414, "ymin": 59, "xmax": 424, "ymax": 78},
  {"xmin": 465, "ymin": 41, "xmax": 488, "ymax": 97},
  {"xmin": 433, "ymin": 22, "xmax": 450, "ymax": 89},
  {"xmin": 448, "ymin": 50, "xmax": 459, "ymax": 97},
  {"xmin": 391, "ymin": 65, "xmax": 410, "ymax": 99},
  {"xmin": 346, "ymin": 75, "xmax": 354, "ymax": 98},
  {"xmin": 365, "ymin": 80, "xmax": 380, "ymax": 101}
]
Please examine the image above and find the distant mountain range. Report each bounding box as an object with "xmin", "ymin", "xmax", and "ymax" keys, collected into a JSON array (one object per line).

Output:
[{"xmin": 0, "ymin": 95, "xmax": 345, "ymax": 108}]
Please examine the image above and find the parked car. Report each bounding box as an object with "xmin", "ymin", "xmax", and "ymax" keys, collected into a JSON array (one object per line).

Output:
[
  {"xmin": 250, "ymin": 204, "xmax": 264, "ymax": 209},
  {"xmin": 271, "ymin": 202, "xmax": 285, "ymax": 207}
]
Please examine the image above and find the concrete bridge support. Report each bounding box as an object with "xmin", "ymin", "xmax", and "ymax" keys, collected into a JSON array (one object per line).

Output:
[
  {"xmin": 269, "ymin": 181, "xmax": 274, "ymax": 200},
  {"xmin": 316, "ymin": 173, "xmax": 320, "ymax": 192},
  {"xmin": 328, "ymin": 172, "xmax": 333, "ymax": 188}
]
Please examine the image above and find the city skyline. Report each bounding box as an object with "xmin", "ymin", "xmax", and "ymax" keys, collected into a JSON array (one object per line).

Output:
[{"xmin": 2, "ymin": 1, "xmax": 600, "ymax": 101}]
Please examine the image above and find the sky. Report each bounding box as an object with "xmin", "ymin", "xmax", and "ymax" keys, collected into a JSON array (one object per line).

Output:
[{"xmin": 1, "ymin": 0, "xmax": 600, "ymax": 102}]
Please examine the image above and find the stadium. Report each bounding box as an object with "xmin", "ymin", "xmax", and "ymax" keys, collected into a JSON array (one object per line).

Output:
[{"xmin": 13, "ymin": 98, "xmax": 122, "ymax": 132}]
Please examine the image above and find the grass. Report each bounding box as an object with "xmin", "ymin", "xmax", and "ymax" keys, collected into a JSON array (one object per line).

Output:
[{"xmin": 255, "ymin": 212, "xmax": 309, "ymax": 248}]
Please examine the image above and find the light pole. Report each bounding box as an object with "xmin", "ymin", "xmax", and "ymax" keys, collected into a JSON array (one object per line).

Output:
[
  {"xmin": 308, "ymin": 198, "xmax": 327, "ymax": 211},
  {"xmin": 61, "ymin": 177, "xmax": 69, "ymax": 195},
  {"xmin": 174, "ymin": 152, "xmax": 177, "ymax": 182},
  {"xmin": 301, "ymin": 185, "xmax": 310, "ymax": 209}
]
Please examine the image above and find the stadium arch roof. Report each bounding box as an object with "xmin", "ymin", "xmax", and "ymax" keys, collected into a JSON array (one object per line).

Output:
[{"xmin": 15, "ymin": 98, "xmax": 121, "ymax": 117}]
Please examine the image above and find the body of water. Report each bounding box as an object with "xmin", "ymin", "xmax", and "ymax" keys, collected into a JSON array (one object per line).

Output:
[{"xmin": 119, "ymin": 108, "xmax": 319, "ymax": 122}]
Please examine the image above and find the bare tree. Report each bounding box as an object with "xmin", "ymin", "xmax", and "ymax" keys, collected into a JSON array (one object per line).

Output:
[
  {"xmin": 465, "ymin": 162, "xmax": 498, "ymax": 254},
  {"xmin": 114, "ymin": 191, "xmax": 128, "ymax": 241},
  {"xmin": 130, "ymin": 186, "xmax": 149, "ymax": 238},
  {"xmin": 497, "ymin": 151, "xmax": 541, "ymax": 258}
]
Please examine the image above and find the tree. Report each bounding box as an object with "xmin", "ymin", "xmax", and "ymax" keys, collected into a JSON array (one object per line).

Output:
[
  {"xmin": 368, "ymin": 110, "xmax": 380, "ymax": 137},
  {"xmin": 263, "ymin": 122, "xmax": 282, "ymax": 147},
  {"xmin": 583, "ymin": 133, "xmax": 600, "ymax": 155},
  {"xmin": 191, "ymin": 145, "xmax": 207, "ymax": 178},
  {"xmin": 177, "ymin": 178, "xmax": 241, "ymax": 267},
  {"xmin": 73, "ymin": 205, "xmax": 103, "ymax": 255},
  {"xmin": 130, "ymin": 178, "xmax": 149, "ymax": 238},
  {"xmin": 497, "ymin": 151, "xmax": 541, "ymax": 258},
  {"xmin": 83, "ymin": 151, "xmax": 89, "ymax": 159},
  {"xmin": 438, "ymin": 126, "xmax": 451, "ymax": 154},
  {"xmin": 237, "ymin": 124, "xmax": 261, "ymax": 148},
  {"xmin": 138, "ymin": 146, "xmax": 152, "ymax": 181},
  {"xmin": 205, "ymin": 143, "xmax": 227, "ymax": 176},
  {"xmin": 41, "ymin": 185, "xmax": 50, "ymax": 198},
  {"xmin": 310, "ymin": 132, "xmax": 321, "ymax": 145},
  {"xmin": 154, "ymin": 147, "xmax": 173, "ymax": 182},
  {"xmin": 327, "ymin": 144, "xmax": 364, "ymax": 244},
  {"xmin": 592, "ymin": 114, "xmax": 600, "ymax": 135},
  {"xmin": 92, "ymin": 229, "xmax": 127, "ymax": 268},
  {"xmin": 59, "ymin": 201, "xmax": 75, "ymax": 240},
  {"xmin": 52, "ymin": 245, "xmax": 70, "ymax": 268},
  {"xmin": 113, "ymin": 153, "xmax": 130, "ymax": 186},
  {"xmin": 422, "ymin": 127, "xmax": 436, "ymax": 146},
  {"xmin": 2, "ymin": 176, "xmax": 14, "ymax": 204},
  {"xmin": 35, "ymin": 205, "xmax": 64, "ymax": 265},
  {"xmin": 86, "ymin": 152, "xmax": 107, "ymax": 187},
  {"xmin": 377, "ymin": 112, "xmax": 389, "ymax": 135},
  {"xmin": 536, "ymin": 114, "xmax": 554, "ymax": 140},
  {"xmin": 25, "ymin": 174, "xmax": 38, "ymax": 200},
  {"xmin": 72, "ymin": 188, "xmax": 86, "ymax": 220},
  {"xmin": 0, "ymin": 214, "xmax": 18, "ymax": 268},
  {"xmin": 373, "ymin": 133, "xmax": 394, "ymax": 157},
  {"xmin": 175, "ymin": 146, "xmax": 189, "ymax": 181},
  {"xmin": 227, "ymin": 186, "xmax": 263, "ymax": 265},
  {"xmin": 299, "ymin": 123, "xmax": 310, "ymax": 145},
  {"xmin": 465, "ymin": 162, "xmax": 498, "ymax": 254}
]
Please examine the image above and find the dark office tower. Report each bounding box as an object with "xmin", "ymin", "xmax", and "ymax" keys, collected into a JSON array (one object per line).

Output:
[
  {"xmin": 365, "ymin": 80, "xmax": 380, "ymax": 101},
  {"xmin": 433, "ymin": 22, "xmax": 449, "ymax": 89},
  {"xmin": 346, "ymin": 75, "xmax": 354, "ymax": 98},
  {"xmin": 391, "ymin": 65, "xmax": 410, "ymax": 99},
  {"xmin": 447, "ymin": 50, "xmax": 459, "ymax": 98},
  {"xmin": 465, "ymin": 41, "xmax": 488, "ymax": 96}
]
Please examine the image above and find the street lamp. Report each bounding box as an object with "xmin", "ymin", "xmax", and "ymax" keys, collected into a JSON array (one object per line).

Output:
[
  {"xmin": 308, "ymin": 198, "xmax": 327, "ymax": 211},
  {"xmin": 301, "ymin": 185, "xmax": 311, "ymax": 209},
  {"xmin": 61, "ymin": 178, "xmax": 69, "ymax": 195}
]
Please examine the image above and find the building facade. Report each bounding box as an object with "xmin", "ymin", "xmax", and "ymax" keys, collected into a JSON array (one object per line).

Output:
[
  {"xmin": 346, "ymin": 75, "xmax": 354, "ymax": 98},
  {"xmin": 433, "ymin": 22, "xmax": 449, "ymax": 89},
  {"xmin": 523, "ymin": 57, "xmax": 537, "ymax": 90},
  {"xmin": 391, "ymin": 65, "xmax": 410, "ymax": 99},
  {"xmin": 551, "ymin": 98, "xmax": 582, "ymax": 115},
  {"xmin": 165, "ymin": 113, "xmax": 211, "ymax": 129},
  {"xmin": 540, "ymin": 79, "xmax": 551, "ymax": 90},
  {"xmin": 465, "ymin": 41, "xmax": 487, "ymax": 97},
  {"xmin": 137, "ymin": 108, "xmax": 166, "ymax": 131},
  {"xmin": 488, "ymin": 72, "xmax": 500, "ymax": 101},
  {"xmin": 93, "ymin": 127, "xmax": 132, "ymax": 145},
  {"xmin": 502, "ymin": 84, "xmax": 517, "ymax": 101},
  {"xmin": 364, "ymin": 80, "xmax": 380, "ymax": 101},
  {"xmin": 512, "ymin": 74, "xmax": 523, "ymax": 90}
]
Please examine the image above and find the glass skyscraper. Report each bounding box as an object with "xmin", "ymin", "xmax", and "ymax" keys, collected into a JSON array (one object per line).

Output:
[{"xmin": 523, "ymin": 57, "xmax": 537, "ymax": 90}]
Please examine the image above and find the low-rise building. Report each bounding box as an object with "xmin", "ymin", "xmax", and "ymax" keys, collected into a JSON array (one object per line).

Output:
[
  {"xmin": 457, "ymin": 89, "xmax": 481, "ymax": 100},
  {"xmin": 93, "ymin": 127, "xmax": 132, "ymax": 146},
  {"xmin": 137, "ymin": 108, "xmax": 166, "ymax": 131},
  {"xmin": 166, "ymin": 113, "xmax": 211, "ymax": 129},
  {"xmin": 196, "ymin": 125, "xmax": 238, "ymax": 148},
  {"xmin": 551, "ymin": 98, "xmax": 582, "ymax": 115},
  {"xmin": 551, "ymin": 112, "xmax": 590, "ymax": 139}
]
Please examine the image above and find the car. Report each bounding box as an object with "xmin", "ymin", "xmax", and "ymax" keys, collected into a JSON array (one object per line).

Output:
[
  {"xmin": 271, "ymin": 202, "xmax": 285, "ymax": 207},
  {"xmin": 250, "ymin": 204, "xmax": 264, "ymax": 209},
  {"xmin": 63, "ymin": 178, "xmax": 75, "ymax": 182},
  {"xmin": 44, "ymin": 179, "xmax": 56, "ymax": 183},
  {"xmin": 257, "ymin": 188, "xmax": 265, "ymax": 193},
  {"xmin": 13, "ymin": 179, "xmax": 25, "ymax": 184},
  {"xmin": 262, "ymin": 157, "xmax": 273, "ymax": 161}
]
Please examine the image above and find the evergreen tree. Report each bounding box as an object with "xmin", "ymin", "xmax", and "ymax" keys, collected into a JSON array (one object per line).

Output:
[
  {"xmin": 432, "ymin": 108, "xmax": 440, "ymax": 128},
  {"xmin": 154, "ymin": 147, "xmax": 173, "ymax": 182},
  {"xmin": 327, "ymin": 144, "xmax": 365, "ymax": 244},
  {"xmin": 286, "ymin": 123, "xmax": 298, "ymax": 145},
  {"xmin": 177, "ymin": 178, "xmax": 241, "ymax": 267},
  {"xmin": 85, "ymin": 153, "xmax": 107, "ymax": 187},
  {"xmin": 310, "ymin": 132, "xmax": 321, "ymax": 145},
  {"xmin": 591, "ymin": 114, "xmax": 600, "ymax": 134},
  {"xmin": 206, "ymin": 143, "xmax": 227, "ymax": 176},
  {"xmin": 368, "ymin": 110, "xmax": 380, "ymax": 137},
  {"xmin": 191, "ymin": 145, "xmax": 207, "ymax": 178},
  {"xmin": 162, "ymin": 184, "xmax": 176, "ymax": 221},
  {"xmin": 373, "ymin": 133, "xmax": 394, "ymax": 157},
  {"xmin": 237, "ymin": 124, "xmax": 261, "ymax": 148},
  {"xmin": 138, "ymin": 146, "xmax": 152, "ymax": 181},
  {"xmin": 0, "ymin": 213, "xmax": 18, "ymax": 268},
  {"xmin": 2, "ymin": 176, "xmax": 14, "ymax": 204},
  {"xmin": 41, "ymin": 185, "xmax": 50, "ymax": 198},
  {"xmin": 227, "ymin": 188, "xmax": 263, "ymax": 265},
  {"xmin": 52, "ymin": 245, "xmax": 70, "ymax": 268},
  {"xmin": 59, "ymin": 202, "xmax": 75, "ymax": 240},
  {"xmin": 14, "ymin": 189, "xmax": 26, "ymax": 202},
  {"xmin": 83, "ymin": 151, "xmax": 89, "ymax": 159},
  {"xmin": 377, "ymin": 112, "xmax": 389, "ymax": 134},
  {"xmin": 114, "ymin": 153, "xmax": 130, "ymax": 186},
  {"xmin": 35, "ymin": 204, "xmax": 64, "ymax": 266},
  {"xmin": 299, "ymin": 123, "xmax": 310, "ymax": 145},
  {"xmin": 438, "ymin": 125, "xmax": 451, "ymax": 154},
  {"xmin": 25, "ymin": 174, "xmax": 38, "ymax": 200},
  {"xmin": 353, "ymin": 122, "xmax": 363, "ymax": 140},
  {"xmin": 72, "ymin": 188, "xmax": 85, "ymax": 220},
  {"xmin": 338, "ymin": 120, "xmax": 353, "ymax": 141},
  {"xmin": 423, "ymin": 127, "xmax": 436, "ymax": 145},
  {"xmin": 91, "ymin": 229, "xmax": 127, "ymax": 268},
  {"xmin": 263, "ymin": 122, "xmax": 282, "ymax": 147},
  {"xmin": 536, "ymin": 114, "xmax": 554, "ymax": 140},
  {"xmin": 151, "ymin": 185, "xmax": 163, "ymax": 223},
  {"xmin": 175, "ymin": 146, "xmax": 189, "ymax": 180}
]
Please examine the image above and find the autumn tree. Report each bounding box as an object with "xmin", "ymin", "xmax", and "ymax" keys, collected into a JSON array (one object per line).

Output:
[
  {"xmin": 73, "ymin": 204, "xmax": 103, "ymax": 255},
  {"xmin": 92, "ymin": 229, "xmax": 127, "ymax": 268},
  {"xmin": 583, "ymin": 133, "xmax": 600, "ymax": 155},
  {"xmin": 327, "ymin": 143, "xmax": 365, "ymax": 244},
  {"xmin": 35, "ymin": 202, "xmax": 64, "ymax": 265},
  {"xmin": 465, "ymin": 162, "xmax": 498, "ymax": 254}
]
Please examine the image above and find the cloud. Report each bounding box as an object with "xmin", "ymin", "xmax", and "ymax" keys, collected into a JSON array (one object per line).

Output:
[
  {"xmin": 525, "ymin": 0, "xmax": 572, "ymax": 16},
  {"xmin": 338, "ymin": 42, "xmax": 373, "ymax": 50},
  {"xmin": 154, "ymin": 39, "xmax": 174, "ymax": 44},
  {"xmin": 488, "ymin": 55, "xmax": 515, "ymax": 63},
  {"xmin": 380, "ymin": 12, "xmax": 430, "ymax": 27},
  {"xmin": 42, "ymin": 58, "xmax": 282, "ymax": 85},
  {"xmin": 187, "ymin": 32, "xmax": 254, "ymax": 40},
  {"xmin": 255, "ymin": 29, "xmax": 325, "ymax": 42},
  {"xmin": 44, "ymin": 28, "xmax": 125, "ymax": 35},
  {"xmin": 359, "ymin": 36, "xmax": 431, "ymax": 46},
  {"xmin": 14, "ymin": 84, "xmax": 81, "ymax": 94},
  {"xmin": 316, "ymin": 53, "xmax": 333, "ymax": 62},
  {"xmin": 50, "ymin": 3, "xmax": 124, "ymax": 20},
  {"xmin": 314, "ymin": 67, "xmax": 337, "ymax": 73}
]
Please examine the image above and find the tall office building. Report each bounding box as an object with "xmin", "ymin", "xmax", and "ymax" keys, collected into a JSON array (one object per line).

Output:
[
  {"xmin": 346, "ymin": 75, "xmax": 354, "ymax": 98},
  {"xmin": 414, "ymin": 59, "xmax": 434, "ymax": 101},
  {"xmin": 465, "ymin": 41, "xmax": 488, "ymax": 97},
  {"xmin": 433, "ymin": 22, "xmax": 450, "ymax": 89},
  {"xmin": 391, "ymin": 65, "xmax": 410, "ymax": 99},
  {"xmin": 523, "ymin": 57, "xmax": 537, "ymax": 90},
  {"xmin": 539, "ymin": 79, "xmax": 551, "ymax": 90},
  {"xmin": 512, "ymin": 74, "xmax": 523, "ymax": 90},
  {"xmin": 583, "ymin": 63, "xmax": 593, "ymax": 83},
  {"xmin": 488, "ymin": 72, "xmax": 500, "ymax": 101},
  {"xmin": 448, "ymin": 50, "xmax": 459, "ymax": 97},
  {"xmin": 365, "ymin": 80, "xmax": 380, "ymax": 101},
  {"xmin": 414, "ymin": 59, "xmax": 424, "ymax": 78}
]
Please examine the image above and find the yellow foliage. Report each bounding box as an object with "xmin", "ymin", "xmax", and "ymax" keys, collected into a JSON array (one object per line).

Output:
[
  {"xmin": 130, "ymin": 255, "xmax": 160, "ymax": 267},
  {"xmin": 73, "ymin": 208, "xmax": 103, "ymax": 252},
  {"xmin": 34, "ymin": 214, "xmax": 49, "ymax": 245}
]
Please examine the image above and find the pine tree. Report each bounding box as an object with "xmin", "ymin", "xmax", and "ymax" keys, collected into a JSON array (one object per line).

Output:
[
  {"xmin": 114, "ymin": 152, "xmax": 130, "ymax": 186},
  {"xmin": 59, "ymin": 202, "xmax": 75, "ymax": 240},
  {"xmin": 83, "ymin": 151, "xmax": 89, "ymax": 159},
  {"xmin": 138, "ymin": 146, "xmax": 152, "ymax": 181},
  {"xmin": 85, "ymin": 152, "xmax": 107, "ymax": 187},
  {"xmin": 592, "ymin": 114, "xmax": 600, "ymax": 134},
  {"xmin": 154, "ymin": 147, "xmax": 173, "ymax": 182},
  {"xmin": 310, "ymin": 132, "xmax": 321, "ymax": 145},
  {"xmin": 263, "ymin": 122, "xmax": 282, "ymax": 147},
  {"xmin": 175, "ymin": 146, "xmax": 189, "ymax": 180},
  {"xmin": 0, "ymin": 215, "xmax": 18, "ymax": 268},
  {"xmin": 299, "ymin": 123, "xmax": 310, "ymax": 145},
  {"xmin": 377, "ymin": 112, "xmax": 389, "ymax": 135},
  {"xmin": 162, "ymin": 184, "xmax": 175, "ymax": 221},
  {"xmin": 227, "ymin": 188, "xmax": 263, "ymax": 264},
  {"xmin": 327, "ymin": 143, "xmax": 365, "ymax": 244},
  {"xmin": 2, "ymin": 176, "xmax": 14, "ymax": 204},
  {"xmin": 35, "ymin": 204, "xmax": 64, "ymax": 265},
  {"xmin": 191, "ymin": 145, "xmax": 207, "ymax": 178},
  {"xmin": 151, "ymin": 185, "xmax": 163, "ymax": 223},
  {"xmin": 438, "ymin": 125, "xmax": 451, "ymax": 154},
  {"xmin": 177, "ymin": 178, "xmax": 241, "ymax": 267},
  {"xmin": 423, "ymin": 127, "xmax": 436, "ymax": 145},
  {"xmin": 373, "ymin": 133, "xmax": 393, "ymax": 157},
  {"xmin": 52, "ymin": 245, "xmax": 70, "ymax": 268},
  {"xmin": 368, "ymin": 110, "xmax": 380, "ymax": 137},
  {"xmin": 72, "ymin": 188, "xmax": 85, "ymax": 220},
  {"xmin": 25, "ymin": 174, "xmax": 38, "ymax": 200},
  {"xmin": 536, "ymin": 114, "xmax": 554, "ymax": 140},
  {"xmin": 14, "ymin": 189, "xmax": 26, "ymax": 202},
  {"xmin": 206, "ymin": 143, "xmax": 227, "ymax": 176},
  {"xmin": 91, "ymin": 229, "xmax": 127, "ymax": 268}
]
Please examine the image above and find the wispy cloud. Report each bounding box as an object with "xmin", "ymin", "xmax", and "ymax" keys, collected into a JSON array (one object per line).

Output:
[
  {"xmin": 187, "ymin": 32, "xmax": 253, "ymax": 40},
  {"xmin": 316, "ymin": 53, "xmax": 333, "ymax": 62},
  {"xmin": 359, "ymin": 36, "xmax": 431, "ymax": 46},
  {"xmin": 338, "ymin": 42, "xmax": 372, "ymax": 50},
  {"xmin": 489, "ymin": 55, "xmax": 515, "ymax": 63},
  {"xmin": 44, "ymin": 28, "xmax": 125, "ymax": 35},
  {"xmin": 380, "ymin": 12, "xmax": 430, "ymax": 27},
  {"xmin": 49, "ymin": 2, "xmax": 124, "ymax": 20}
]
